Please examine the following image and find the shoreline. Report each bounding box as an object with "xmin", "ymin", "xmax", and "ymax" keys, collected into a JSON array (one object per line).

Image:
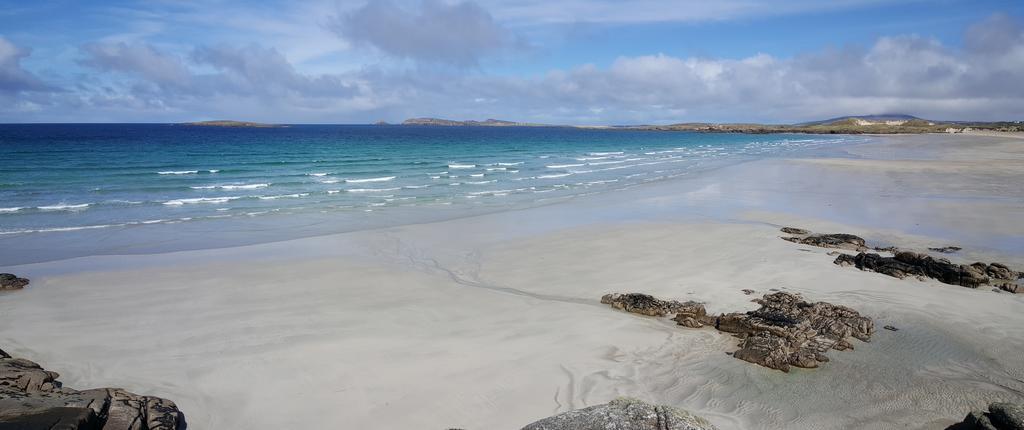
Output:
[{"xmin": 1, "ymin": 133, "xmax": 1022, "ymax": 429}]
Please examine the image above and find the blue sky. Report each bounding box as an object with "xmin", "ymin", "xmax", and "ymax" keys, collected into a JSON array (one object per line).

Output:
[{"xmin": 1, "ymin": 0, "xmax": 1023, "ymax": 123}]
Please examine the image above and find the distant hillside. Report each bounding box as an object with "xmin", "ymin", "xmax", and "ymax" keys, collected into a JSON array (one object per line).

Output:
[
  {"xmin": 181, "ymin": 120, "xmax": 282, "ymax": 128},
  {"xmin": 799, "ymin": 114, "xmax": 924, "ymax": 126},
  {"xmin": 401, "ymin": 118, "xmax": 550, "ymax": 127},
  {"xmin": 397, "ymin": 115, "xmax": 1021, "ymax": 134}
]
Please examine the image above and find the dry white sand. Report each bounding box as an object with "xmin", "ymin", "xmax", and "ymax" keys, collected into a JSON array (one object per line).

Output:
[{"xmin": 1, "ymin": 133, "xmax": 1023, "ymax": 429}]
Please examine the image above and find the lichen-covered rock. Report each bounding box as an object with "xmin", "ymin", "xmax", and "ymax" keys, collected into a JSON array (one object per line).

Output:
[
  {"xmin": 601, "ymin": 293, "xmax": 700, "ymax": 318},
  {"xmin": 0, "ymin": 273, "xmax": 29, "ymax": 290},
  {"xmin": 951, "ymin": 402, "xmax": 1024, "ymax": 430},
  {"xmin": 520, "ymin": 397, "xmax": 718, "ymax": 430},
  {"xmin": 834, "ymin": 252, "xmax": 1021, "ymax": 292},
  {"xmin": 0, "ymin": 348, "xmax": 185, "ymax": 430}
]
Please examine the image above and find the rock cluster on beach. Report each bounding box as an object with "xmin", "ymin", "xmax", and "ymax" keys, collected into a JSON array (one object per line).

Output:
[
  {"xmin": 520, "ymin": 397, "xmax": 718, "ymax": 430},
  {"xmin": 780, "ymin": 228, "xmax": 1023, "ymax": 293},
  {"xmin": 0, "ymin": 347, "xmax": 185, "ymax": 429},
  {"xmin": 834, "ymin": 251, "xmax": 1022, "ymax": 292},
  {"xmin": 950, "ymin": 402, "xmax": 1024, "ymax": 430},
  {"xmin": 601, "ymin": 292, "xmax": 873, "ymax": 372},
  {"xmin": 0, "ymin": 273, "xmax": 29, "ymax": 290}
]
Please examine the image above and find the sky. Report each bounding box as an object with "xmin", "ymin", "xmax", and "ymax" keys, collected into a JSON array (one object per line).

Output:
[{"xmin": 1, "ymin": 0, "xmax": 1023, "ymax": 124}]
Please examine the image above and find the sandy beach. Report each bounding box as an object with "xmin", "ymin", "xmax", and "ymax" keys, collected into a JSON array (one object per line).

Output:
[{"xmin": 2, "ymin": 133, "xmax": 1023, "ymax": 429}]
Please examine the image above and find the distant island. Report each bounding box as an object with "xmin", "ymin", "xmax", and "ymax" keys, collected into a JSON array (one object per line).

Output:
[
  {"xmin": 180, "ymin": 120, "xmax": 283, "ymax": 128},
  {"xmin": 401, "ymin": 118, "xmax": 552, "ymax": 127},
  {"xmin": 399, "ymin": 115, "xmax": 1022, "ymax": 134}
]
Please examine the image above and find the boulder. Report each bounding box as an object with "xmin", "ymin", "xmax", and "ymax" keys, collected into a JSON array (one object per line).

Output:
[
  {"xmin": 780, "ymin": 227, "xmax": 809, "ymax": 235},
  {"xmin": 520, "ymin": 397, "xmax": 718, "ymax": 430},
  {"xmin": 0, "ymin": 348, "xmax": 185, "ymax": 430},
  {"xmin": 929, "ymin": 246, "xmax": 962, "ymax": 253},
  {"xmin": 950, "ymin": 402, "xmax": 1024, "ymax": 430},
  {"xmin": 0, "ymin": 273, "xmax": 29, "ymax": 290}
]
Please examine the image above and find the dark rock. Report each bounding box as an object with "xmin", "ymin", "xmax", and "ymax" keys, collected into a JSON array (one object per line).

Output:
[
  {"xmin": 0, "ymin": 274, "xmax": 29, "ymax": 291},
  {"xmin": 782, "ymin": 233, "xmax": 868, "ymax": 251},
  {"xmin": 874, "ymin": 246, "xmax": 900, "ymax": 253},
  {"xmin": 520, "ymin": 397, "xmax": 718, "ymax": 430},
  {"xmin": 884, "ymin": 325, "xmax": 899, "ymax": 331},
  {"xmin": 601, "ymin": 293, "xmax": 700, "ymax": 318},
  {"xmin": 949, "ymin": 402, "xmax": 1024, "ymax": 430},
  {"xmin": 780, "ymin": 227, "xmax": 809, "ymax": 235},
  {"xmin": 929, "ymin": 246, "xmax": 962, "ymax": 253},
  {"xmin": 833, "ymin": 252, "xmax": 1021, "ymax": 291},
  {"xmin": 989, "ymin": 403, "xmax": 1024, "ymax": 430},
  {"xmin": 0, "ymin": 406, "xmax": 100, "ymax": 430},
  {"xmin": 741, "ymin": 289, "xmax": 756, "ymax": 295},
  {"xmin": 733, "ymin": 332, "xmax": 795, "ymax": 372},
  {"xmin": 0, "ymin": 349, "xmax": 185, "ymax": 430},
  {"xmin": 604, "ymin": 291, "xmax": 872, "ymax": 372}
]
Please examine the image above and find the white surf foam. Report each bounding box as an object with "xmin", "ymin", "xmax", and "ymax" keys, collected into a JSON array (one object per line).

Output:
[
  {"xmin": 0, "ymin": 207, "xmax": 23, "ymax": 213},
  {"xmin": 538, "ymin": 173, "xmax": 572, "ymax": 179},
  {"xmin": 191, "ymin": 183, "xmax": 270, "ymax": 190},
  {"xmin": 448, "ymin": 164, "xmax": 475, "ymax": 169},
  {"xmin": 163, "ymin": 197, "xmax": 241, "ymax": 205},
  {"xmin": 346, "ymin": 176, "xmax": 396, "ymax": 183},
  {"xmin": 258, "ymin": 193, "xmax": 309, "ymax": 200},
  {"xmin": 157, "ymin": 170, "xmax": 198, "ymax": 175},
  {"xmin": 346, "ymin": 187, "xmax": 400, "ymax": 193},
  {"xmin": 547, "ymin": 163, "xmax": 585, "ymax": 169},
  {"xmin": 38, "ymin": 203, "xmax": 90, "ymax": 211}
]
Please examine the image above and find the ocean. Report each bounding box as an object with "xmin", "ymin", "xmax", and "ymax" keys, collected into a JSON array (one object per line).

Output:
[{"xmin": 0, "ymin": 124, "xmax": 865, "ymax": 264}]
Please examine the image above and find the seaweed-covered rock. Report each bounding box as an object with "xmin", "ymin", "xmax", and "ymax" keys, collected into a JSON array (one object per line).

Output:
[
  {"xmin": 782, "ymin": 233, "xmax": 868, "ymax": 251},
  {"xmin": 601, "ymin": 293, "xmax": 697, "ymax": 317},
  {"xmin": 0, "ymin": 348, "xmax": 185, "ymax": 430},
  {"xmin": 834, "ymin": 252, "xmax": 1021, "ymax": 292},
  {"xmin": 0, "ymin": 273, "xmax": 29, "ymax": 290},
  {"xmin": 520, "ymin": 397, "xmax": 718, "ymax": 430},
  {"xmin": 602, "ymin": 291, "xmax": 873, "ymax": 372},
  {"xmin": 725, "ymin": 292, "xmax": 872, "ymax": 371}
]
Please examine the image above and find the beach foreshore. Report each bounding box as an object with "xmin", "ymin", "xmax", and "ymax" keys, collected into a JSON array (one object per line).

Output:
[{"xmin": 1, "ymin": 134, "xmax": 1022, "ymax": 429}]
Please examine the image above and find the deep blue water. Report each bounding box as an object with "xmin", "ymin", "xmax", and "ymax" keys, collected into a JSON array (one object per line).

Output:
[{"xmin": 0, "ymin": 124, "xmax": 863, "ymax": 262}]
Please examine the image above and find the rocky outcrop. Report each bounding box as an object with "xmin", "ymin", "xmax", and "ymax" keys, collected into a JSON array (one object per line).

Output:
[
  {"xmin": 929, "ymin": 246, "xmax": 962, "ymax": 253},
  {"xmin": 600, "ymin": 293, "xmax": 703, "ymax": 318},
  {"xmin": 603, "ymin": 292, "xmax": 873, "ymax": 372},
  {"xmin": 834, "ymin": 252, "xmax": 1022, "ymax": 292},
  {"xmin": 0, "ymin": 273, "xmax": 29, "ymax": 290},
  {"xmin": 781, "ymin": 231, "xmax": 868, "ymax": 252},
  {"xmin": 949, "ymin": 402, "xmax": 1024, "ymax": 430},
  {"xmin": 780, "ymin": 227, "xmax": 809, "ymax": 235},
  {"xmin": 0, "ymin": 347, "xmax": 185, "ymax": 429},
  {"xmin": 520, "ymin": 397, "xmax": 718, "ymax": 430},
  {"xmin": 723, "ymin": 292, "xmax": 873, "ymax": 372}
]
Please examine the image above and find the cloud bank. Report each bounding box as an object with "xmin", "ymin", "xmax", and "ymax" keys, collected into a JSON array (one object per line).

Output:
[
  {"xmin": 330, "ymin": 0, "xmax": 520, "ymax": 66},
  {"xmin": 1, "ymin": 10, "xmax": 1023, "ymax": 123}
]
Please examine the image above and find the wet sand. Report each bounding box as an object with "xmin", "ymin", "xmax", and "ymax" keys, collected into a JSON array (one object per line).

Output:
[{"xmin": 1, "ymin": 133, "xmax": 1022, "ymax": 429}]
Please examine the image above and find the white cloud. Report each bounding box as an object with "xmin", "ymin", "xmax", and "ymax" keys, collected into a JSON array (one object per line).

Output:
[
  {"xmin": 0, "ymin": 36, "xmax": 52, "ymax": 94},
  {"xmin": 329, "ymin": 0, "xmax": 522, "ymax": 66}
]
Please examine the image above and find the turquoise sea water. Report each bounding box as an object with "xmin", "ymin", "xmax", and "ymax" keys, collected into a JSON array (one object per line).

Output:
[{"xmin": 0, "ymin": 124, "xmax": 865, "ymax": 264}]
